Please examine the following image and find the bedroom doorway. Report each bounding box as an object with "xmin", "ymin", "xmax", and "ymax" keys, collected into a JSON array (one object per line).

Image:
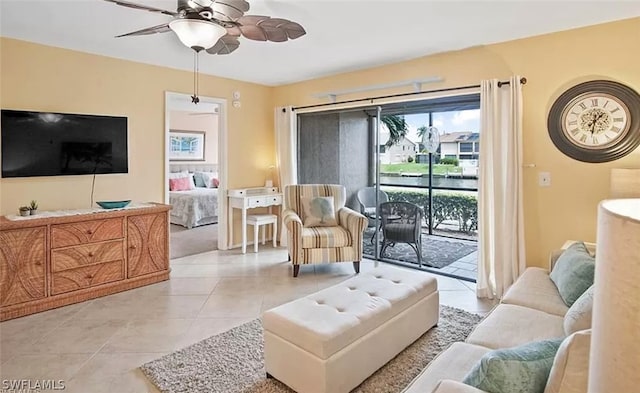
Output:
[{"xmin": 164, "ymin": 92, "xmax": 228, "ymax": 257}]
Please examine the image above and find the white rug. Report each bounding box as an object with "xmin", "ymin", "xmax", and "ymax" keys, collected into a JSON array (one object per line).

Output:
[{"xmin": 141, "ymin": 306, "xmax": 483, "ymax": 393}]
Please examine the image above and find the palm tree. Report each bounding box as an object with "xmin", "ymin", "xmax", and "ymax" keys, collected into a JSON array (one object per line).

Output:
[{"xmin": 381, "ymin": 115, "xmax": 408, "ymax": 147}]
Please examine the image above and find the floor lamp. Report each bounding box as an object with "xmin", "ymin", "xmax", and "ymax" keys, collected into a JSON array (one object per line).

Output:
[{"xmin": 588, "ymin": 198, "xmax": 640, "ymax": 392}]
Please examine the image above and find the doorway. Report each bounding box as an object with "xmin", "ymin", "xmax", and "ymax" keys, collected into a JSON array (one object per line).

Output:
[{"xmin": 164, "ymin": 92, "xmax": 229, "ymax": 257}]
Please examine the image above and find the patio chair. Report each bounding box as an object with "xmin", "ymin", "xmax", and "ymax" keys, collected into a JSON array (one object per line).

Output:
[
  {"xmin": 356, "ymin": 187, "xmax": 389, "ymax": 224},
  {"xmin": 379, "ymin": 201, "xmax": 423, "ymax": 266}
]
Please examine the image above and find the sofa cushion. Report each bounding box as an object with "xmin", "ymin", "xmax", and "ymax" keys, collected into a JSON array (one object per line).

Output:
[
  {"xmin": 466, "ymin": 305, "xmax": 565, "ymax": 350},
  {"xmin": 301, "ymin": 226, "xmax": 351, "ymax": 248},
  {"xmin": 563, "ymin": 286, "xmax": 594, "ymax": 336},
  {"xmin": 549, "ymin": 242, "xmax": 595, "ymax": 307},
  {"xmin": 402, "ymin": 342, "xmax": 490, "ymax": 393},
  {"xmin": 502, "ymin": 268, "xmax": 569, "ymax": 316},
  {"xmin": 462, "ymin": 338, "xmax": 563, "ymax": 393},
  {"xmin": 544, "ymin": 330, "xmax": 591, "ymax": 393}
]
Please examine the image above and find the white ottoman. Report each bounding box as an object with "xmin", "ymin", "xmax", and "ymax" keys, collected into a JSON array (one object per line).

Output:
[{"xmin": 263, "ymin": 266, "xmax": 439, "ymax": 393}]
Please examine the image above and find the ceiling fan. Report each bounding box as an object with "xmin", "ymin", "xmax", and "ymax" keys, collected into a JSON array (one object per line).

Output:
[
  {"xmin": 104, "ymin": 0, "xmax": 306, "ymax": 102},
  {"xmin": 104, "ymin": 0, "xmax": 306, "ymax": 54}
]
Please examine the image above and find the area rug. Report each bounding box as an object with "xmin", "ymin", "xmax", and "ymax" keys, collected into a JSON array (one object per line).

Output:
[
  {"xmin": 141, "ymin": 306, "xmax": 483, "ymax": 393},
  {"xmin": 362, "ymin": 229, "xmax": 477, "ymax": 269},
  {"xmin": 170, "ymin": 223, "xmax": 218, "ymax": 259}
]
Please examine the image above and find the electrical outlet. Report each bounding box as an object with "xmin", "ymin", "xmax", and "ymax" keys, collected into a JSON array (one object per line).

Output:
[{"xmin": 539, "ymin": 172, "xmax": 551, "ymax": 187}]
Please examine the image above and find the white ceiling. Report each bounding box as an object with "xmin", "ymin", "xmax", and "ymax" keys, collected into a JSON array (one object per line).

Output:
[{"xmin": 1, "ymin": 1, "xmax": 639, "ymax": 86}]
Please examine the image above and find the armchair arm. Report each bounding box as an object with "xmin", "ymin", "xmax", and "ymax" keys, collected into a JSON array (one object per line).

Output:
[
  {"xmin": 282, "ymin": 209, "xmax": 303, "ymax": 263},
  {"xmin": 338, "ymin": 208, "xmax": 368, "ymax": 261},
  {"xmin": 430, "ymin": 380, "xmax": 487, "ymax": 393}
]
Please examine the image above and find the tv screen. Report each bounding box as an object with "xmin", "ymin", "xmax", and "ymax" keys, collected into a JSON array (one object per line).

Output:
[{"xmin": 1, "ymin": 110, "xmax": 128, "ymax": 178}]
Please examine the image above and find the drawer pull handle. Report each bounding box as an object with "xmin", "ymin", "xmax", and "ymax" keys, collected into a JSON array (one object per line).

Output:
[
  {"xmin": 35, "ymin": 261, "xmax": 42, "ymax": 266},
  {"xmin": 130, "ymin": 245, "xmax": 137, "ymax": 249},
  {"xmin": 86, "ymin": 230, "xmax": 93, "ymax": 235},
  {"xmin": 87, "ymin": 274, "xmax": 94, "ymax": 279},
  {"xmin": 88, "ymin": 252, "xmax": 95, "ymax": 257}
]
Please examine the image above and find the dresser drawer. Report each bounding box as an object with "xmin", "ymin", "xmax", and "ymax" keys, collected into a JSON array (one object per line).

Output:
[
  {"xmin": 51, "ymin": 240, "xmax": 125, "ymax": 272},
  {"xmin": 52, "ymin": 217, "xmax": 124, "ymax": 248},
  {"xmin": 264, "ymin": 195, "xmax": 282, "ymax": 206},
  {"xmin": 51, "ymin": 260, "xmax": 124, "ymax": 295},
  {"xmin": 248, "ymin": 197, "xmax": 267, "ymax": 208}
]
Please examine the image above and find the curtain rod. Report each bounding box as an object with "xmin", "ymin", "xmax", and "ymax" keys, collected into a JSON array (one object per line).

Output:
[{"xmin": 288, "ymin": 77, "xmax": 527, "ymax": 112}]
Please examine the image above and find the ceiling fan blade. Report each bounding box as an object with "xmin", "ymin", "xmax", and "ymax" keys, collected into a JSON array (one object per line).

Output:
[
  {"xmin": 210, "ymin": 0, "xmax": 250, "ymax": 21},
  {"xmin": 258, "ymin": 18, "xmax": 305, "ymax": 40},
  {"xmin": 115, "ymin": 23, "xmax": 171, "ymax": 37},
  {"xmin": 206, "ymin": 35, "xmax": 240, "ymax": 55},
  {"xmin": 239, "ymin": 25, "xmax": 267, "ymax": 41},
  {"xmin": 238, "ymin": 16, "xmax": 306, "ymax": 42},
  {"xmin": 261, "ymin": 26, "xmax": 288, "ymax": 42},
  {"xmin": 103, "ymin": 0, "xmax": 178, "ymax": 16}
]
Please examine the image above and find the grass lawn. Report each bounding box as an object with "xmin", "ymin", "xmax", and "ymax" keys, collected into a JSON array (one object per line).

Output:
[{"xmin": 380, "ymin": 163, "xmax": 461, "ymax": 175}]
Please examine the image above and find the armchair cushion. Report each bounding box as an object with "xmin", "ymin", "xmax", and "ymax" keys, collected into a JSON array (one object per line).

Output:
[
  {"xmin": 300, "ymin": 196, "xmax": 338, "ymax": 227},
  {"xmin": 302, "ymin": 226, "xmax": 351, "ymax": 248}
]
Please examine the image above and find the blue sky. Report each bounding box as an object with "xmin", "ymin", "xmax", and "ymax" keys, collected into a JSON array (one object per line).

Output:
[{"xmin": 402, "ymin": 109, "xmax": 480, "ymax": 143}]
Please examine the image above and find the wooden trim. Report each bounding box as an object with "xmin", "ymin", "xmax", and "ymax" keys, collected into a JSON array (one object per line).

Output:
[{"xmin": 1, "ymin": 271, "xmax": 169, "ymax": 321}]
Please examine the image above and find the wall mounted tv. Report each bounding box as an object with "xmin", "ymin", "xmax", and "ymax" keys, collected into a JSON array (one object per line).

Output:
[{"xmin": 1, "ymin": 110, "xmax": 128, "ymax": 178}]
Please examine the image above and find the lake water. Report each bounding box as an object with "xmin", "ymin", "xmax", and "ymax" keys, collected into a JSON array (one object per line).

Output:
[{"xmin": 380, "ymin": 175, "xmax": 478, "ymax": 190}]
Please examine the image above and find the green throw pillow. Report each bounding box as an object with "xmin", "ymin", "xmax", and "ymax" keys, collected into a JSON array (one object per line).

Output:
[
  {"xmin": 192, "ymin": 172, "xmax": 206, "ymax": 188},
  {"xmin": 463, "ymin": 338, "xmax": 564, "ymax": 393},
  {"xmin": 549, "ymin": 242, "xmax": 595, "ymax": 306}
]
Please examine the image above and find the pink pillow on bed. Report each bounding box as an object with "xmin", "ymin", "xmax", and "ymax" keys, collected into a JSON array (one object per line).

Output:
[
  {"xmin": 169, "ymin": 177, "xmax": 192, "ymax": 191},
  {"xmin": 210, "ymin": 178, "xmax": 220, "ymax": 188}
]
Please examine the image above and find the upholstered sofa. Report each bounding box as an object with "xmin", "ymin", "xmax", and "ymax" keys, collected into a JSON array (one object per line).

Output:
[
  {"xmin": 402, "ymin": 241, "xmax": 597, "ymax": 393},
  {"xmin": 282, "ymin": 184, "xmax": 368, "ymax": 277}
]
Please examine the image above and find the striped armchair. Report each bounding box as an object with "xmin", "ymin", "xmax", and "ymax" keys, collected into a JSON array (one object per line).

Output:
[{"xmin": 283, "ymin": 184, "xmax": 368, "ymax": 277}]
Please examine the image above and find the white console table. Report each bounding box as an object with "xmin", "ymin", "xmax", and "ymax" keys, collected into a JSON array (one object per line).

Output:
[{"xmin": 228, "ymin": 187, "xmax": 283, "ymax": 253}]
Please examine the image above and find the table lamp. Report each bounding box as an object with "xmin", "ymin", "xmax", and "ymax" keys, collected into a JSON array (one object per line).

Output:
[
  {"xmin": 588, "ymin": 198, "xmax": 640, "ymax": 392},
  {"xmin": 265, "ymin": 165, "xmax": 275, "ymax": 188}
]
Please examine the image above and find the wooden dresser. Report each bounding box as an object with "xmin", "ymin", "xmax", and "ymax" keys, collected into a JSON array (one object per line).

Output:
[{"xmin": 0, "ymin": 204, "xmax": 171, "ymax": 321}]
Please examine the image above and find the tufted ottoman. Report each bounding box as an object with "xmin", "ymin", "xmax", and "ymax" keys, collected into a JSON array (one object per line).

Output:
[{"xmin": 262, "ymin": 266, "xmax": 439, "ymax": 393}]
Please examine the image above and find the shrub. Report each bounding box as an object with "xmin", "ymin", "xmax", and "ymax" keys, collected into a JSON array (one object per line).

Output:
[
  {"xmin": 407, "ymin": 156, "xmax": 414, "ymax": 163},
  {"xmin": 440, "ymin": 157, "xmax": 459, "ymax": 166},
  {"xmin": 385, "ymin": 190, "xmax": 477, "ymax": 233}
]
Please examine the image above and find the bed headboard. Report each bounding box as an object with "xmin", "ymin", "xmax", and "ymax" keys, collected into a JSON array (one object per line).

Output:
[{"xmin": 169, "ymin": 163, "xmax": 218, "ymax": 173}]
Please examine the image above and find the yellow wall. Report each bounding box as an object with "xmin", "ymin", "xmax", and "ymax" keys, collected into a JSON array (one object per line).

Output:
[
  {"xmin": 0, "ymin": 38, "xmax": 275, "ymax": 228},
  {"xmin": 273, "ymin": 17, "xmax": 640, "ymax": 267}
]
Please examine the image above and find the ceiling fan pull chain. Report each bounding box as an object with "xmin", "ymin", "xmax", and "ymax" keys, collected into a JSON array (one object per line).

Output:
[{"xmin": 192, "ymin": 50, "xmax": 200, "ymax": 104}]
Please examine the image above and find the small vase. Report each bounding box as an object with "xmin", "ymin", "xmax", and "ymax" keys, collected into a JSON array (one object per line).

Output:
[
  {"xmin": 30, "ymin": 209, "xmax": 38, "ymax": 215},
  {"xmin": 19, "ymin": 210, "xmax": 30, "ymax": 217}
]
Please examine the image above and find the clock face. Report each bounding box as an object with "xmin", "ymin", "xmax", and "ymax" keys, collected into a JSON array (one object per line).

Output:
[
  {"xmin": 561, "ymin": 93, "xmax": 630, "ymax": 149},
  {"xmin": 548, "ymin": 80, "xmax": 640, "ymax": 163}
]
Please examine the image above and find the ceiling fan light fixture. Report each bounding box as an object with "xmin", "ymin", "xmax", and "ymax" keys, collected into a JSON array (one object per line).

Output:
[{"xmin": 169, "ymin": 19, "xmax": 226, "ymax": 51}]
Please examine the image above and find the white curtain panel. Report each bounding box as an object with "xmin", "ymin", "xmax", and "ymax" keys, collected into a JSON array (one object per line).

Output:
[
  {"xmin": 275, "ymin": 106, "xmax": 297, "ymax": 245},
  {"xmin": 477, "ymin": 76, "xmax": 526, "ymax": 299}
]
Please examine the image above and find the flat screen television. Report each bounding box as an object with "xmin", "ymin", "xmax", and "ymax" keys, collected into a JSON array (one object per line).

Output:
[{"xmin": 1, "ymin": 109, "xmax": 128, "ymax": 178}]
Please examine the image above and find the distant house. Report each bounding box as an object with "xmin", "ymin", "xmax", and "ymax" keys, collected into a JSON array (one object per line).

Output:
[
  {"xmin": 439, "ymin": 132, "xmax": 480, "ymax": 162},
  {"xmin": 379, "ymin": 136, "xmax": 417, "ymax": 164}
]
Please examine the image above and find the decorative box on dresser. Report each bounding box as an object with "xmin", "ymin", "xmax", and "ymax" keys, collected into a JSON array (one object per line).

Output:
[{"xmin": 0, "ymin": 203, "xmax": 171, "ymax": 321}]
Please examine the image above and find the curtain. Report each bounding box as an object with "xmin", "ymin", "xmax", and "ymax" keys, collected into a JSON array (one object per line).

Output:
[
  {"xmin": 477, "ymin": 76, "xmax": 525, "ymax": 299},
  {"xmin": 275, "ymin": 106, "xmax": 297, "ymax": 245}
]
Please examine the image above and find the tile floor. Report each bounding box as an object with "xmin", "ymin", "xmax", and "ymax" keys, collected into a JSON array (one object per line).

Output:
[{"xmin": 0, "ymin": 247, "xmax": 497, "ymax": 393}]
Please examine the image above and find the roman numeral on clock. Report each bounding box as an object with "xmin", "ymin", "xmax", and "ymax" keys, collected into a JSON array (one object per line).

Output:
[
  {"xmin": 591, "ymin": 98, "xmax": 599, "ymax": 107},
  {"xmin": 580, "ymin": 134, "xmax": 588, "ymax": 143},
  {"xmin": 613, "ymin": 117, "xmax": 624, "ymax": 122},
  {"xmin": 610, "ymin": 107, "xmax": 621, "ymax": 114},
  {"xmin": 579, "ymin": 102, "xmax": 588, "ymax": 110},
  {"xmin": 568, "ymin": 120, "xmax": 578, "ymax": 126}
]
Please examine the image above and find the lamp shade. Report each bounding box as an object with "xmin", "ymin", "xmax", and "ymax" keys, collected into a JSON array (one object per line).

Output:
[
  {"xmin": 589, "ymin": 198, "xmax": 640, "ymax": 392},
  {"xmin": 169, "ymin": 19, "xmax": 227, "ymax": 51},
  {"xmin": 610, "ymin": 168, "xmax": 640, "ymax": 198}
]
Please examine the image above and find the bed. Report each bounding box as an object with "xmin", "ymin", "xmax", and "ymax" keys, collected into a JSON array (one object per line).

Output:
[{"xmin": 169, "ymin": 163, "xmax": 219, "ymax": 229}]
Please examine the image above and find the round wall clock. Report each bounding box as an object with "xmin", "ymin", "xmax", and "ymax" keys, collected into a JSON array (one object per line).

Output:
[{"xmin": 547, "ymin": 80, "xmax": 640, "ymax": 163}]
